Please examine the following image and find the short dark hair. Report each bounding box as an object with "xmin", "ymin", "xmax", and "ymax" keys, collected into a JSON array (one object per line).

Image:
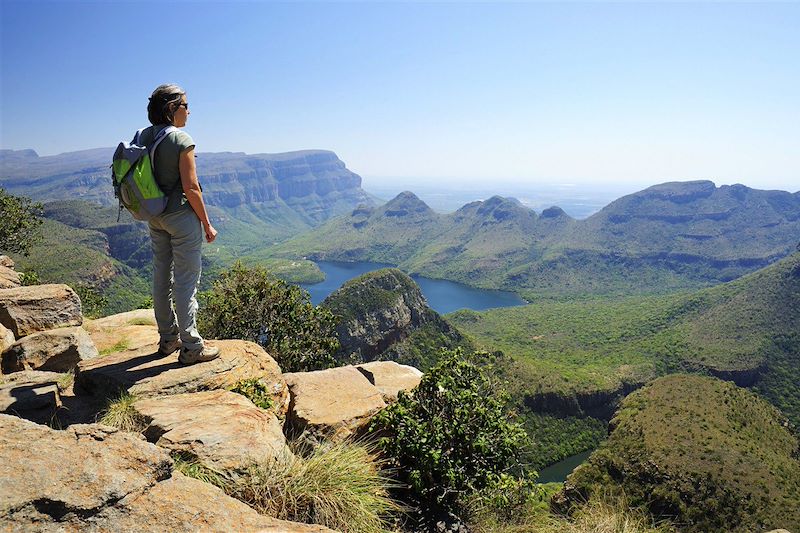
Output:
[{"xmin": 147, "ymin": 84, "xmax": 186, "ymax": 125}]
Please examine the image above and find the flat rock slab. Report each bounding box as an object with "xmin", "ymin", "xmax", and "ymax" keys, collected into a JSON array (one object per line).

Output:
[
  {"xmin": 134, "ymin": 389, "xmax": 291, "ymax": 472},
  {"xmin": 0, "ymin": 370, "xmax": 62, "ymax": 424},
  {"xmin": 76, "ymin": 339, "xmax": 288, "ymax": 411},
  {"xmin": 0, "ymin": 415, "xmax": 336, "ymax": 532},
  {"xmin": 2, "ymin": 325, "xmax": 98, "ymax": 373},
  {"xmin": 84, "ymin": 309, "xmax": 159, "ymax": 355},
  {"xmin": 356, "ymin": 360, "xmax": 423, "ymax": 402},
  {"xmin": 0, "ymin": 415, "xmax": 171, "ymax": 524},
  {"xmin": 0, "ymin": 284, "xmax": 82, "ymax": 339},
  {"xmin": 85, "ymin": 473, "xmax": 338, "ymax": 533},
  {"xmin": 284, "ymin": 365, "xmax": 386, "ymax": 441}
]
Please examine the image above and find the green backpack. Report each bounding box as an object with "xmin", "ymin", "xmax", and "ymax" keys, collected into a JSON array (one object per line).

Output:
[{"xmin": 111, "ymin": 126, "xmax": 177, "ymax": 221}]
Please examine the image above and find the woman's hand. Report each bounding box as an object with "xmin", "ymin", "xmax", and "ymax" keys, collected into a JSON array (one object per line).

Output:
[{"xmin": 204, "ymin": 223, "xmax": 218, "ymax": 243}]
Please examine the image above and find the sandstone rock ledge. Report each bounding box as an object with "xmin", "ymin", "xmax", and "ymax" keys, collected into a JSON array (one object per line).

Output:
[
  {"xmin": 133, "ymin": 389, "xmax": 292, "ymax": 472},
  {"xmin": 0, "ymin": 415, "xmax": 336, "ymax": 532},
  {"xmin": 76, "ymin": 339, "xmax": 288, "ymax": 414}
]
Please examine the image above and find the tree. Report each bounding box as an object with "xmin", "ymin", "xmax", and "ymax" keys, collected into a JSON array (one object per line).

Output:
[
  {"xmin": 197, "ymin": 262, "xmax": 339, "ymax": 372},
  {"xmin": 371, "ymin": 349, "xmax": 528, "ymax": 511},
  {"xmin": 0, "ymin": 188, "xmax": 43, "ymax": 256}
]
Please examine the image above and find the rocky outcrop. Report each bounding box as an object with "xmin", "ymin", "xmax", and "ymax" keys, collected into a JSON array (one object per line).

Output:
[
  {"xmin": 76, "ymin": 339, "xmax": 288, "ymax": 413},
  {"xmin": 0, "ymin": 284, "xmax": 82, "ymax": 338},
  {"xmin": 284, "ymin": 365, "xmax": 387, "ymax": 442},
  {"xmin": 323, "ymin": 268, "xmax": 467, "ymax": 366},
  {"xmin": 1, "ymin": 326, "xmax": 98, "ymax": 373},
  {"xmin": 356, "ymin": 361, "xmax": 422, "ymax": 402},
  {"xmin": 0, "ymin": 415, "xmax": 171, "ymax": 524},
  {"xmin": 0, "ymin": 415, "xmax": 336, "ymax": 532},
  {"xmin": 133, "ymin": 389, "xmax": 291, "ymax": 472},
  {"xmin": 0, "ymin": 370, "xmax": 62, "ymax": 424},
  {"xmin": 523, "ymin": 379, "xmax": 646, "ymax": 421}
]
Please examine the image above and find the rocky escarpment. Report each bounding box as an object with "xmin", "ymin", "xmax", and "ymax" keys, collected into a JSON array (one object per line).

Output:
[
  {"xmin": 0, "ymin": 148, "xmax": 374, "ymax": 224},
  {"xmin": 321, "ymin": 268, "xmax": 470, "ymax": 368}
]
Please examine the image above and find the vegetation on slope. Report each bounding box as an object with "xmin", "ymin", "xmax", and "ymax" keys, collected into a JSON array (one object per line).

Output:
[
  {"xmin": 555, "ymin": 374, "xmax": 800, "ymax": 533},
  {"xmin": 450, "ymin": 252, "xmax": 800, "ymax": 467}
]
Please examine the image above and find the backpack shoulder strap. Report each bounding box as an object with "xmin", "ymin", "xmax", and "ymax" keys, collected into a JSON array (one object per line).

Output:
[
  {"xmin": 132, "ymin": 128, "xmax": 145, "ymax": 145},
  {"xmin": 150, "ymin": 126, "xmax": 178, "ymax": 159}
]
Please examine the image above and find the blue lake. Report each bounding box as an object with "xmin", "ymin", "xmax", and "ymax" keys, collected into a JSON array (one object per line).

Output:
[{"xmin": 301, "ymin": 260, "xmax": 527, "ymax": 314}]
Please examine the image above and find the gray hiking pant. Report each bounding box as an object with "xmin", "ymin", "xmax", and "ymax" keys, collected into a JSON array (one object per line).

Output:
[{"xmin": 148, "ymin": 205, "xmax": 204, "ymax": 351}]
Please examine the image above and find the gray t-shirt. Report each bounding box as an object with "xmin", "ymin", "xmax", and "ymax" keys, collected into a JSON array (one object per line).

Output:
[{"xmin": 135, "ymin": 125, "xmax": 195, "ymax": 213}]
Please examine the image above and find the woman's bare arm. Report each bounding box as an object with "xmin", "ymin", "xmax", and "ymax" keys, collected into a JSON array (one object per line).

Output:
[{"xmin": 179, "ymin": 147, "xmax": 217, "ymax": 243}]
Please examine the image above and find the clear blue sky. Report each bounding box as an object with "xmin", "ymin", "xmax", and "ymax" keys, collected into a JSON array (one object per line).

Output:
[{"xmin": 1, "ymin": 1, "xmax": 798, "ymax": 191}]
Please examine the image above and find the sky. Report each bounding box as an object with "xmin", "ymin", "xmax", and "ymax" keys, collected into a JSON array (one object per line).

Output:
[{"xmin": 1, "ymin": 1, "xmax": 798, "ymax": 192}]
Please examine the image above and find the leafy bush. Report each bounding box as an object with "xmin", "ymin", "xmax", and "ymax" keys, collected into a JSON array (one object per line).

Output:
[
  {"xmin": 371, "ymin": 349, "xmax": 528, "ymax": 510},
  {"xmin": 0, "ymin": 188, "xmax": 43, "ymax": 256},
  {"xmin": 229, "ymin": 440, "xmax": 399, "ymax": 532},
  {"xmin": 197, "ymin": 262, "xmax": 339, "ymax": 372},
  {"xmin": 73, "ymin": 284, "xmax": 109, "ymax": 319},
  {"xmin": 19, "ymin": 270, "xmax": 40, "ymax": 286},
  {"xmin": 230, "ymin": 378, "xmax": 274, "ymax": 410}
]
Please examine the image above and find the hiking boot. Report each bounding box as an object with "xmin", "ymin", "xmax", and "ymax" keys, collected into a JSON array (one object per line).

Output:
[
  {"xmin": 158, "ymin": 338, "xmax": 181, "ymax": 355},
  {"xmin": 178, "ymin": 345, "xmax": 220, "ymax": 365}
]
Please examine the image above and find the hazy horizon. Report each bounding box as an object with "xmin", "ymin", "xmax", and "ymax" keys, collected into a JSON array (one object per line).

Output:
[{"xmin": 2, "ymin": 2, "xmax": 798, "ymax": 192}]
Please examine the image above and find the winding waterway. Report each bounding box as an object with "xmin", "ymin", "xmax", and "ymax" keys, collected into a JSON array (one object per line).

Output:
[{"xmin": 301, "ymin": 260, "xmax": 527, "ymax": 314}]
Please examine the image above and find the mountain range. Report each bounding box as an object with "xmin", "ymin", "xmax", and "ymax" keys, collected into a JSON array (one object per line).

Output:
[{"xmin": 274, "ymin": 181, "xmax": 800, "ymax": 297}]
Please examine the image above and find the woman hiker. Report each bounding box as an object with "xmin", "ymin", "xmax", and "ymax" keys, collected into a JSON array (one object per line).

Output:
[{"xmin": 140, "ymin": 83, "xmax": 219, "ymax": 365}]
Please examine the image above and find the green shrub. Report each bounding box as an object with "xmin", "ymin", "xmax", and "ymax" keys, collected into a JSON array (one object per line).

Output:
[
  {"xmin": 73, "ymin": 284, "xmax": 109, "ymax": 319},
  {"xmin": 229, "ymin": 440, "xmax": 399, "ymax": 532},
  {"xmin": 371, "ymin": 349, "xmax": 528, "ymax": 510},
  {"xmin": 0, "ymin": 188, "xmax": 43, "ymax": 256},
  {"xmin": 230, "ymin": 378, "xmax": 274, "ymax": 410},
  {"xmin": 19, "ymin": 270, "xmax": 40, "ymax": 286},
  {"xmin": 197, "ymin": 262, "xmax": 338, "ymax": 372}
]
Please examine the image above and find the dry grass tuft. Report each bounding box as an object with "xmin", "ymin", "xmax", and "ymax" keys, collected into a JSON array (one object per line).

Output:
[
  {"xmin": 229, "ymin": 440, "xmax": 401, "ymax": 533},
  {"xmin": 98, "ymin": 392, "xmax": 147, "ymax": 433}
]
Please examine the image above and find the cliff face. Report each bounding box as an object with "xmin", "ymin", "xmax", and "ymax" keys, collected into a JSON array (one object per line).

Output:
[
  {"xmin": 0, "ymin": 148, "xmax": 374, "ymax": 225},
  {"xmin": 321, "ymin": 269, "xmax": 469, "ymax": 368}
]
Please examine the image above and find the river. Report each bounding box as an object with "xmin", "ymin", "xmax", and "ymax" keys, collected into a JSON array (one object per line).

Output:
[{"xmin": 301, "ymin": 260, "xmax": 527, "ymax": 314}]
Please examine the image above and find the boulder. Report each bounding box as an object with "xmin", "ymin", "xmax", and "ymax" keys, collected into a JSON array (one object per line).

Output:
[
  {"xmin": 134, "ymin": 389, "xmax": 291, "ymax": 472},
  {"xmin": 0, "ymin": 256, "xmax": 14, "ymax": 268},
  {"xmin": 0, "ymin": 265, "xmax": 20, "ymax": 289},
  {"xmin": 284, "ymin": 365, "xmax": 386, "ymax": 441},
  {"xmin": 0, "ymin": 323, "xmax": 14, "ymax": 353},
  {"xmin": 0, "ymin": 415, "xmax": 171, "ymax": 524},
  {"xmin": 0, "ymin": 284, "xmax": 82, "ymax": 339},
  {"xmin": 84, "ymin": 308, "xmax": 159, "ymax": 354},
  {"xmin": 76, "ymin": 339, "xmax": 288, "ymax": 413},
  {"xmin": 356, "ymin": 360, "xmax": 423, "ymax": 401},
  {"xmin": 1, "ymin": 326, "xmax": 98, "ymax": 373},
  {"xmin": 0, "ymin": 370, "xmax": 62, "ymax": 424},
  {"xmin": 87, "ymin": 473, "xmax": 337, "ymax": 532},
  {"xmin": 0, "ymin": 415, "xmax": 336, "ymax": 532}
]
